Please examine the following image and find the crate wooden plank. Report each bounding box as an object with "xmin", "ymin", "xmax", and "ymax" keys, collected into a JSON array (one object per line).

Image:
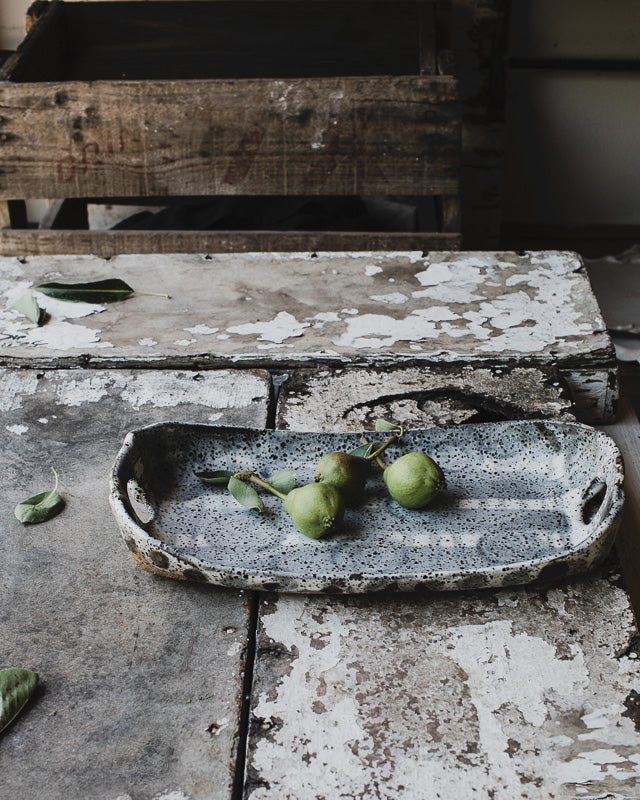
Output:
[
  {"xmin": 0, "ymin": 229, "xmax": 462, "ymax": 257},
  {"xmin": 0, "ymin": 367, "xmax": 270, "ymax": 799},
  {"xmin": 19, "ymin": 1, "xmax": 431, "ymax": 82},
  {"xmin": 0, "ymin": 75, "xmax": 459, "ymax": 199},
  {"xmin": 243, "ymin": 369, "xmax": 640, "ymax": 799},
  {"xmin": 0, "ymin": 250, "xmax": 615, "ymax": 421}
]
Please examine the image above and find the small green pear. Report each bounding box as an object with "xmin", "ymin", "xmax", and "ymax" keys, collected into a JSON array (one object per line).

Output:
[
  {"xmin": 283, "ymin": 482, "xmax": 345, "ymax": 539},
  {"xmin": 313, "ymin": 452, "xmax": 370, "ymax": 505},
  {"xmin": 383, "ymin": 452, "xmax": 445, "ymax": 509}
]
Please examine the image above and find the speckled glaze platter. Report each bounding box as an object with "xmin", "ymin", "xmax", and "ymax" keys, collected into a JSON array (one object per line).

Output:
[{"xmin": 109, "ymin": 421, "xmax": 624, "ymax": 593}]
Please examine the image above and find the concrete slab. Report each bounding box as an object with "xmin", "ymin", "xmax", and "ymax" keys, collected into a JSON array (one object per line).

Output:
[
  {"xmin": 0, "ymin": 368, "xmax": 270, "ymax": 800},
  {"xmin": 247, "ymin": 576, "xmax": 640, "ymax": 800},
  {"xmin": 0, "ymin": 251, "xmax": 615, "ymax": 420}
]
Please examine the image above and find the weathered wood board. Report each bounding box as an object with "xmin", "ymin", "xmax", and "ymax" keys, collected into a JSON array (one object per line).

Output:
[
  {"xmin": 0, "ymin": 367, "xmax": 270, "ymax": 800},
  {"xmin": 276, "ymin": 364, "xmax": 575, "ymax": 430},
  {"xmin": 0, "ymin": 250, "xmax": 615, "ymax": 420},
  {"xmin": 243, "ymin": 368, "xmax": 640, "ymax": 799},
  {"xmin": 247, "ymin": 578, "xmax": 640, "ymax": 800},
  {"xmin": 0, "ymin": 76, "xmax": 458, "ymax": 199},
  {"xmin": 0, "ymin": 230, "xmax": 462, "ymax": 257}
]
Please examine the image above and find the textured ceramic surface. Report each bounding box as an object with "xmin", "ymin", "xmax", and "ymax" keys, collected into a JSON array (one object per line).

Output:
[{"xmin": 109, "ymin": 421, "xmax": 624, "ymax": 593}]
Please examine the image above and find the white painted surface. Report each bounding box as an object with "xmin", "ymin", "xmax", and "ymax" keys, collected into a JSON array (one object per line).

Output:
[{"xmin": 249, "ymin": 584, "xmax": 640, "ymax": 799}]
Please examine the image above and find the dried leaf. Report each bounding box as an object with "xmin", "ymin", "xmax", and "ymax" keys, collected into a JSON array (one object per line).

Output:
[{"xmin": 0, "ymin": 668, "xmax": 39, "ymax": 734}]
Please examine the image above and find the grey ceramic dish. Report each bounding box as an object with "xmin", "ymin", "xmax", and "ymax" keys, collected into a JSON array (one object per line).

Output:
[{"xmin": 109, "ymin": 421, "xmax": 624, "ymax": 593}]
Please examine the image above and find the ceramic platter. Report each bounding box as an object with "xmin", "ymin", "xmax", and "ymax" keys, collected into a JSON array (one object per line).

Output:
[{"xmin": 109, "ymin": 421, "xmax": 624, "ymax": 593}]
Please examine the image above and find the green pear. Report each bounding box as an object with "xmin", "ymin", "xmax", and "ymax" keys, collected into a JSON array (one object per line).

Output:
[
  {"xmin": 313, "ymin": 452, "xmax": 370, "ymax": 505},
  {"xmin": 383, "ymin": 452, "xmax": 445, "ymax": 509},
  {"xmin": 283, "ymin": 482, "xmax": 345, "ymax": 539}
]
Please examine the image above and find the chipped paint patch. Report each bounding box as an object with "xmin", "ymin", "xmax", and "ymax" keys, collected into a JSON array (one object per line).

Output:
[
  {"xmin": 443, "ymin": 619, "xmax": 588, "ymax": 794},
  {"xmin": 6, "ymin": 424, "xmax": 28, "ymax": 435},
  {"xmin": 174, "ymin": 339, "xmax": 197, "ymax": 347},
  {"xmin": 365, "ymin": 265, "xmax": 383, "ymax": 276},
  {"xmin": 370, "ymin": 292, "xmax": 409, "ymax": 305},
  {"xmin": 138, "ymin": 338, "xmax": 157, "ymax": 347},
  {"xmin": 51, "ymin": 371, "xmax": 266, "ymax": 410},
  {"xmin": 56, "ymin": 375, "xmax": 111, "ymax": 407},
  {"xmin": 184, "ymin": 324, "xmax": 219, "ymax": 335},
  {"xmin": 152, "ymin": 791, "xmax": 192, "ymax": 800},
  {"xmin": 333, "ymin": 309, "xmax": 460, "ymax": 349},
  {"xmin": 227, "ymin": 312, "xmax": 310, "ymax": 344},
  {"xmin": 0, "ymin": 370, "xmax": 38, "ymax": 411}
]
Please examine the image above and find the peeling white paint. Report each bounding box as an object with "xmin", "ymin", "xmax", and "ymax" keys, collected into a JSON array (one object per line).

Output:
[
  {"xmin": 51, "ymin": 371, "xmax": 266, "ymax": 410},
  {"xmin": 138, "ymin": 338, "xmax": 157, "ymax": 347},
  {"xmin": 6, "ymin": 424, "xmax": 28, "ymax": 435},
  {"xmin": 56, "ymin": 375, "xmax": 111, "ymax": 407},
  {"xmin": 250, "ymin": 601, "xmax": 365, "ymax": 800},
  {"xmin": 38, "ymin": 418, "xmax": 48, "ymax": 424},
  {"xmin": 174, "ymin": 339, "xmax": 197, "ymax": 347},
  {"xmin": 227, "ymin": 312, "xmax": 310, "ymax": 344},
  {"xmin": 365, "ymin": 265, "xmax": 383, "ymax": 276},
  {"xmin": 152, "ymin": 792, "xmax": 192, "ymax": 800},
  {"xmin": 370, "ymin": 292, "xmax": 408, "ymax": 305},
  {"xmin": 333, "ymin": 309, "xmax": 460, "ymax": 349},
  {"xmin": 184, "ymin": 324, "xmax": 219, "ymax": 335},
  {"xmin": 578, "ymin": 705, "xmax": 640, "ymax": 747},
  {"xmin": 0, "ymin": 370, "xmax": 38, "ymax": 411}
]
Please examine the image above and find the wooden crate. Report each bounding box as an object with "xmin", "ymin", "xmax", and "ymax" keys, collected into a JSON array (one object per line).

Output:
[{"xmin": 0, "ymin": 0, "xmax": 461, "ymax": 254}]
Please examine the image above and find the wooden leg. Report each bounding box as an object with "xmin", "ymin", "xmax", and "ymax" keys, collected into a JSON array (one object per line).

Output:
[{"xmin": 436, "ymin": 195, "xmax": 461, "ymax": 234}]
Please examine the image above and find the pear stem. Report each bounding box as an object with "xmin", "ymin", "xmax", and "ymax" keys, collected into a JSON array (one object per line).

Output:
[
  {"xmin": 363, "ymin": 425, "xmax": 404, "ymax": 463},
  {"xmin": 234, "ymin": 470, "xmax": 287, "ymax": 501},
  {"xmin": 133, "ymin": 290, "xmax": 171, "ymax": 299},
  {"xmin": 360, "ymin": 437, "xmax": 388, "ymax": 470}
]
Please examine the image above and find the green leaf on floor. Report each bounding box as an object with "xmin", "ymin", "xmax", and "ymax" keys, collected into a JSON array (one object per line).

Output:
[
  {"xmin": 35, "ymin": 278, "xmax": 170, "ymax": 303},
  {"xmin": 0, "ymin": 668, "xmax": 39, "ymax": 734},
  {"xmin": 11, "ymin": 293, "xmax": 44, "ymax": 325},
  {"xmin": 14, "ymin": 467, "xmax": 64, "ymax": 524},
  {"xmin": 228, "ymin": 476, "xmax": 265, "ymax": 513}
]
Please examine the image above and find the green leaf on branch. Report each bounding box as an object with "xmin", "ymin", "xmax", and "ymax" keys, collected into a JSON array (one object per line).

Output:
[
  {"xmin": 0, "ymin": 668, "xmax": 39, "ymax": 734},
  {"xmin": 11, "ymin": 293, "xmax": 44, "ymax": 325},
  {"xmin": 375, "ymin": 419, "xmax": 403, "ymax": 433},
  {"xmin": 35, "ymin": 278, "xmax": 170, "ymax": 304},
  {"xmin": 349, "ymin": 443, "xmax": 378, "ymax": 458},
  {"xmin": 228, "ymin": 476, "xmax": 265, "ymax": 513},
  {"xmin": 14, "ymin": 467, "xmax": 64, "ymax": 524},
  {"xmin": 266, "ymin": 468, "xmax": 296, "ymax": 495},
  {"xmin": 194, "ymin": 469, "xmax": 235, "ymax": 486}
]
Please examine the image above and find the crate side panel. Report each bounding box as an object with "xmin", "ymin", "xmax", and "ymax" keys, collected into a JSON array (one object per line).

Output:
[{"xmin": 0, "ymin": 76, "xmax": 459, "ymax": 198}]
